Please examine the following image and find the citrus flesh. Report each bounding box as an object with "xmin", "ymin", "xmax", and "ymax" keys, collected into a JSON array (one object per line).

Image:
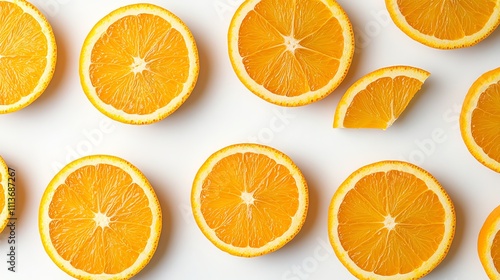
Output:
[
  {"xmin": 334, "ymin": 66, "xmax": 430, "ymax": 129},
  {"xmin": 191, "ymin": 143, "xmax": 308, "ymax": 257},
  {"xmin": 39, "ymin": 155, "xmax": 162, "ymax": 279},
  {"xmin": 0, "ymin": 0, "xmax": 57, "ymax": 113},
  {"xmin": 228, "ymin": 0, "xmax": 354, "ymax": 106},
  {"xmin": 385, "ymin": 0, "xmax": 500, "ymax": 49},
  {"xmin": 0, "ymin": 156, "xmax": 10, "ymax": 233},
  {"xmin": 328, "ymin": 161, "xmax": 455, "ymax": 279},
  {"xmin": 479, "ymin": 205, "xmax": 500, "ymax": 279},
  {"xmin": 460, "ymin": 67, "xmax": 500, "ymax": 173},
  {"xmin": 80, "ymin": 3, "xmax": 199, "ymax": 124}
]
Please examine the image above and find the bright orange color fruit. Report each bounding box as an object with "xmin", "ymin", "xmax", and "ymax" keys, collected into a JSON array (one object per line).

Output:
[
  {"xmin": 0, "ymin": 156, "xmax": 10, "ymax": 233},
  {"xmin": 191, "ymin": 143, "xmax": 308, "ymax": 257},
  {"xmin": 39, "ymin": 155, "xmax": 162, "ymax": 279},
  {"xmin": 328, "ymin": 160, "xmax": 455, "ymax": 279},
  {"xmin": 478, "ymin": 205, "xmax": 500, "ymax": 279},
  {"xmin": 228, "ymin": 0, "xmax": 354, "ymax": 106},
  {"xmin": 460, "ymin": 67, "xmax": 500, "ymax": 173},
  {"xmin": 80, "ymin": 3, "xmax": 199, "ymax": 124},
  {"xmin": 386, "ymin": 0, "xmax": 500, "ymax": 49},
  {"xmin": 334, "ymin": 66, "xmax": 430, "ymax": 129},
  {"xmin": 0, "ymin": 0, "xmax": 57, "ymax": 113}
]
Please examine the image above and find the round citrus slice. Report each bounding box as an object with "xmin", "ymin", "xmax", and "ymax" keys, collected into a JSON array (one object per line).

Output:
[
  {"xmin": 385, "ymin": 0, "xmax": 500, "ymax": 49},
  {"xmin": 80, "ymin": 3, "xmax": 199, "ymax": 125},
  {"xmin": 328, "ymin": 160, "xmax": 455, "ymax": 279},
  {"xmin": 0, "ymin": 156, "xmax": 10, "ymax": 233},
  {"xmin": 333, "ymin": 65, "xmax": 430, "ymax": 129},
  {"xmin": 478, "ymin": 205, "xmax": 500, "ymax": 279},
  {"xmin": 0, "ymin": 0, "xmax": 57, "ymax": 113},
  {"xmin": 460, "ymin": 67, "xmax": 500, "ymax": 173},
  {"xmin": 228, "ymin": 0, "xmax": 354, "ymax": 106},
  {"xmin": 39, "ymin": 155, "xmax": 162, "ymax": 279},
  {"xmin": 191, "ymin": 143, "xmax": 308, "ymax": 257}
]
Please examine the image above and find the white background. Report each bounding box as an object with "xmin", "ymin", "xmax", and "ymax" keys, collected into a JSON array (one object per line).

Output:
[{"xmin": 0, "ymin": 0, "xmax": 499, "ymax": 279}]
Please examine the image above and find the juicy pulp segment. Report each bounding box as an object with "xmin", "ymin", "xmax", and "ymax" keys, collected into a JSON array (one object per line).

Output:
[{"xmin": 47, "ymin": 164, "xmax": 153, "ymax": 274}]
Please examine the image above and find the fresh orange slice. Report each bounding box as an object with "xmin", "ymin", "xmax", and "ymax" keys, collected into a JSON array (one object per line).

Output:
[
  {"xmin": 460, "ymin": 67, "xmax": 500, "ymax": 173},
  {"xmin": 385, "ymin": 0, "xmax": 500, "ymax": 49},
  {"xmin": 80, "ymin": 3, "xmax": 199, "ymax": 125},
  {"xmin": 0, "ymin": 0, "xmax": 57, "ymax": 113},
  {"xmin": 191, "ymin": 143, "xmax": 308, "ymax": 257},
  {"xmin": 328, "ymin": 160, "xmax": 455, "ymax": 279},
  {"xmin": 333, "ymin": 66, "xmax": 430, "ymax": 129},
  {"xmin": 478, "ymin": 205, "xmax": 500, "ymax": 279},
  {"xmin": 0, "ymin": 155, "xmax": 10, "ymax": 233},
  {"xmin": 228, "ymin": 0, "xmax": 355, "ymax": 106},
  {"xmin": 39, "ymin": 155, "xmax": 162, "ymax": 279}
]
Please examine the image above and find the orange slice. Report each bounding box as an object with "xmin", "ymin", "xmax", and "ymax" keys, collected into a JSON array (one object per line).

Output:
[
  {"xmin": 191, "ymin": 143, "xmax": 308, "ymax": 257},
  {"xmin": 0, "ymin": 0, "xmax": 57, "ymax": 113},
  {"xmin": 333, "ymin": 66, "xmax": 430, "ymax": 129},
  {"xmin": 80, "ymin": 3, "xmax": 199, "ymax": 125},
  {"xmin": 0, "ymin": 156, "xmax": 10, "ymax": 233},
  {"xmin": 460, "ymin": 67, "xmax": 500, "ymax": 173},
  {"xmin": 328, "ymin": 160, "xmax": 455, "ymax": 279},
  {"xmin": 478, "ymin": 205, "xmax": 500, "ymax": 279},
  {"xmin": 228, "ymin": 0, "xmax": 354, "ymax": 106},
  {"xmin": 386, "ymin": 0, "xmax": 500, "ymax": 49},
  {"xmin": 39, "ymin": 155, "xmax": 162, "ymax": 279}
]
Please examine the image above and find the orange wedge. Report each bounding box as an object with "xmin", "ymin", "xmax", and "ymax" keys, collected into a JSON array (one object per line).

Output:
[
  {"xmin": 80, "ymin": 3, "xmax": 199, "ymax": 124},
  {"xmin": 386, "ymin": 0, "xmax": 500, "ymax": 49},
  {"xmin": 39, "ymin": 155, "xmax": 162, "ymax": 279},
  {"xmin": 228, "ymin": 0, "xmax": 355, "ymax": 106},
  {"xmin": 0, "ymin": 0, "xmax": 57, "ymax": 113},
  {"xmin": 328, "ymin": 160, "xmax": 455, "ymax": 279},
  {"xmin": 191, "ymin": 143, "xmax": 308, "ymax": 257},
  {"xmin": 460, "ymin": 67, "xmax": 500, "ymax": 173},
  {"xmin": 478, "ymin": 205, "xmax": 500, "ymax": 279},
  {"xmin": 334, "ymin": 66, "xmax": 430, "ymax": 129},
  {"xmin": 0, "ymin": 156, "xmax": 10, "ymax": 233}
]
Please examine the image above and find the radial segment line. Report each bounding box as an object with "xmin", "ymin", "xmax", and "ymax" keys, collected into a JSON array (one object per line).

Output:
[
  {"xmin": 393, "ymin": 189, "xmax": 431, "ymax": 220},
  {"xmin": 351, "ymin": 187, "xmax": 386, "ymax": 218},
  {"xmin": 107, "ymin": 225, "xmax": 144, "ymax": 255},
  {"xmin": 252, "ymin": 9, "xmax": 287, "ymax": 37},
  {"xmin": 476, "ymin": 107, "xmax": 500, "ymax": 117},
  {"xmin": 347, "ymin": 226, "xmax": 386, "ymax": 253},
  {"xmin": 394, "ymin": 229, "xmax": 426, "ymax": 263}
]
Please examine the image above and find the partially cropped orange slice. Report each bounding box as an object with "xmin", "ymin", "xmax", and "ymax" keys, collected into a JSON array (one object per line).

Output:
[
  {"xmin": 228, "ymin": 0, "xmax": 354, "ymax": 106},
  {"xmin": 334, "ymin": 66, "xmax": 430, "ymax": 129},
  {"xmin": 80, "ymin": 3, "xmax": 199, "ymax": 124},
  {"xmin": 460, "ymin": 67, "xmax": 500, "ymax": 173},
  {"xmin": 0, "ymin": 0, "xmax": 57, "ymax": 113},
  {"xmin": 0, "ymin": 155, "xmax": 10, "ymax": 233},
  {"xmin": 191, "ymin": 143, "xmax": 308, "ymax": 257},
  {"xmin": 39, "ymin": 155, "xmax": 162, "ymax": 279},
  {"xmin": 478, "ymin": 205, "xmax": 500, "ymax": 279},
  {"xmin": 328, "ymin": 160, "xmax": 455, "ymax": 279},
  {"xmin": 386, "ymin": 0, "xmax": 500, "ymax": 49}
]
